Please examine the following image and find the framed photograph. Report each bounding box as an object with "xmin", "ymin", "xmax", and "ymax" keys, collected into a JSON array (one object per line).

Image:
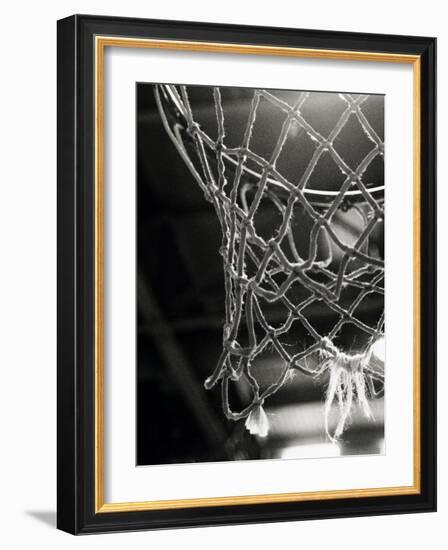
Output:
[{"xmin": 57, "ymin": 14, "xmax": 436, "ymax": 534}]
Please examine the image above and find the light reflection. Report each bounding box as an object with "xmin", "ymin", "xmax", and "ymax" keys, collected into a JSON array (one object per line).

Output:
[
  {"xmin": 372, "ymin": 337, "xmax": 385, "ymax": 362},
  {"xmin": 279, "ymin": 442, "xmax": 340, "ymax": 460}
]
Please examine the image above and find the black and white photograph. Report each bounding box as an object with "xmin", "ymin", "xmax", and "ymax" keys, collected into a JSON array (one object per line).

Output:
[{"xmin": 137, "ymin": 83, "xmax": 385, "ymax": 466}]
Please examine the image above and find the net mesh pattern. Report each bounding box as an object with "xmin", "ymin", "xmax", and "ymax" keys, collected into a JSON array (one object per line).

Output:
[{"xmin": 155, "ymin": 85, "xmax": 385, "ymax": 439}]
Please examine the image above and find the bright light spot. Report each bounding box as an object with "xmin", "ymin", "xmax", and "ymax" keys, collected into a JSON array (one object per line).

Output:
[
  {"xmin": 371, "ymin": 337, "xmax": 385, "ymax": 362},
  {"xmin": 279, "ymin": 442, "xmax": 340, "ymax": 460}
]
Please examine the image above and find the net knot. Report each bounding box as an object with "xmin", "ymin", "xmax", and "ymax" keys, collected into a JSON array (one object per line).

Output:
[
  {"xmin": 319, "ymin": 336, "xmax": 339, "ymax": 358},
  {"xmin": 236, "ymin": 275, "xmax": 249, "ymax": 289},
  {"xmin": 186, "ymin": 121, "xmax": 201, "ymax": 138},
  {"xmin": 240, "ymin": 216, "xmax": 252, "ymax": 229},
  {"xmin": 374, "ymin": 209, "xmax": 384, "ymax": 222},
  {"xmin": 348, "ymin": 171, "xmax": 358, "ymax": 185},
  {"xmin": 321, "ymin": 138, "xmax": 332, "ymax": 152},
  {"xmin": 316, "ymin": 216, "xmax": 326, "ymax": 227},
  {"xmin": 267, "ymin": 238, "xmax": 277, "ymax": 251}
]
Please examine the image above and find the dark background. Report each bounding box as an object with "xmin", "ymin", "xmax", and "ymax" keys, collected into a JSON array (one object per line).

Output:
[{"xmin": 136, "ymin": 83, "xmax": 385, "ymax": 466}]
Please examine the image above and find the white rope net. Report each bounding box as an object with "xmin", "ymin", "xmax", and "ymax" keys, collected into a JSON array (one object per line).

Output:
[{"xmin": 156, "ymin": 84, "xmax": 385, "ymax": 441}]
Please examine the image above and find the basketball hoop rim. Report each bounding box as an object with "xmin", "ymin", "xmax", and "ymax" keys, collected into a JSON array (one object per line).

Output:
[{"xmin": 156, "ymin": 84, "xmax": 385, "ymax": 207}]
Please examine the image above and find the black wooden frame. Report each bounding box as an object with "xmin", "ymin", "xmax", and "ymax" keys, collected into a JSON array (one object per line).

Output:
[{"xmin": 57, "ymin": 14, "xmax": 436, "ymax": 534}]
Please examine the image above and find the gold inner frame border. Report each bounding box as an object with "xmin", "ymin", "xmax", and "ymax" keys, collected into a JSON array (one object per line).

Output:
[{"xmin": 94, "ymin": 35, "xmax": 421, "ymax": 513}]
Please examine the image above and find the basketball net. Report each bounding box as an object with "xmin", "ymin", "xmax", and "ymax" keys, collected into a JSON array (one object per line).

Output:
[{"xmin": 156, "ymin": 84, "xmax": 385, "ymax": 441}]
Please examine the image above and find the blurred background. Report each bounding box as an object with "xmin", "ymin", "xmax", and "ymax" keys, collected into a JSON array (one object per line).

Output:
[{"xmin": 137, "ymin": 83, "xmax": 385, "ymax": 466}]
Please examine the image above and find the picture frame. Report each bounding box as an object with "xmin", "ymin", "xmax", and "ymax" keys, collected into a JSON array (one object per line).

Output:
[{"xmin": 57, "ymin": 14, "xmax": 436, "ymax": 534}]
